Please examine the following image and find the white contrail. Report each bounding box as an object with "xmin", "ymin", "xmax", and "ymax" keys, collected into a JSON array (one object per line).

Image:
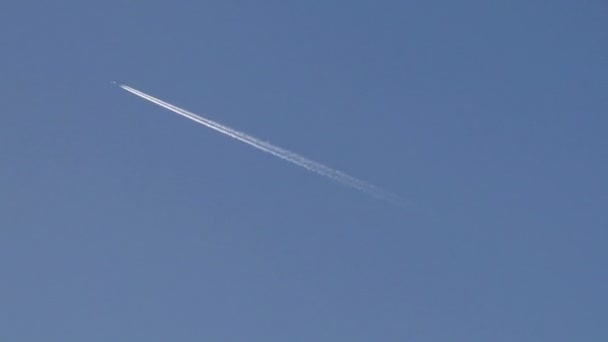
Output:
[
  {"xmin": 117, "ymin": 83, "xmax": 407, "ymax": 207},
  {"xmin": 119, "ymin": 84, "xmax": 393, "ymax": 200}
]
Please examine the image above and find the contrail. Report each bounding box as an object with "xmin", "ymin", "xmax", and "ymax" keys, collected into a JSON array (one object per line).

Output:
[{"xmin": 117, "ymin": 83, "xmax": 407, "ymax": 207}]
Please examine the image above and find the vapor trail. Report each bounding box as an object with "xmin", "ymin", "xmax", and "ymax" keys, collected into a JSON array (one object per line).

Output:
[{"xmin": 118, "ymin": 83, "xmax": 406, "ymax": 207}]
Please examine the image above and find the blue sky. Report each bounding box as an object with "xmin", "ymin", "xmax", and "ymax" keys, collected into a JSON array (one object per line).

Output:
[{"xmin": 1, "ymin": 1, "xmax": 606, "ymax": 341}]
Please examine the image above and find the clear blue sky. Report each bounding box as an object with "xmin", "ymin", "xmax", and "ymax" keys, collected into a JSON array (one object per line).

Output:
[{"xmin": 1, "ymin": 1, "xmax": 606, "ymax": 341}]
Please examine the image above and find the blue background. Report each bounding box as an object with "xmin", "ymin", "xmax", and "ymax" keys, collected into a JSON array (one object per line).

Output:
[{"xmin": 1, "ymin": 1, "xmax": 606, "ymax": 340}]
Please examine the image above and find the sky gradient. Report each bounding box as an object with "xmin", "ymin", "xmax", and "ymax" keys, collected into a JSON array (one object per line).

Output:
[{"xmin": 1, "ymin": 1, "xmax": 607, "ymax": 341}]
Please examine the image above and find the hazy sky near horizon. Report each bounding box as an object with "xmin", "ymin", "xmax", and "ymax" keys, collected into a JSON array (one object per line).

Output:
[{"xmin": 1, "ymin": 1, "xmax": 607, "ymax": 341}]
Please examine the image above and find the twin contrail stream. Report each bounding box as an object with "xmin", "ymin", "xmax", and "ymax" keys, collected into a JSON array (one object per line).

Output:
[{"xmin": 117, "ymin": 83, "xmax": 407, "ymax": 207}]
